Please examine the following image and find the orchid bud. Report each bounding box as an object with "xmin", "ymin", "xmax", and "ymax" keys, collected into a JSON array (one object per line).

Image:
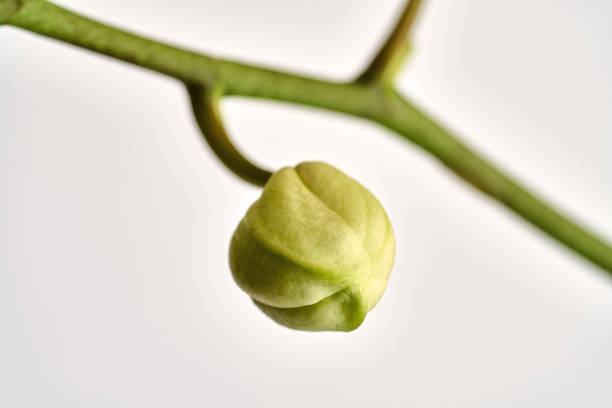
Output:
[{"xmin": 230, "ymin": 162, "xmax": 395, "ymax": 331}]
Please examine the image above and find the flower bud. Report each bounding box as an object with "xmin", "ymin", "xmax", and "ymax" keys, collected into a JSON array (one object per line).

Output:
[{"xmin": 229, "ymin": 162, "xmax": 395, "ymax": 331}]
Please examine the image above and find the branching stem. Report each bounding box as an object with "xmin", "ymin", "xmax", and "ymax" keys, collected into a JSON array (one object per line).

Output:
[
  {"xmin": 357, "ymin": 0, "xmax": 425, "ymax": 85},
  {"xmin": 3, "ymin": 0, "xmax": 612, "ymax": 274},
  {"xmin": 188, "ymin": 84, "xmax": 272, "ymax": 187}
]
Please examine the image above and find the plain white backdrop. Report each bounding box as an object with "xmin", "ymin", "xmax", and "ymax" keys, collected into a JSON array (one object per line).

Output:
[{"xmin": 1, "ymin": 1, "xmax": 611, "ymax": 406}]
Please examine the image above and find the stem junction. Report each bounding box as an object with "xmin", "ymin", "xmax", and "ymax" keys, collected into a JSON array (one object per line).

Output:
[{"xmin": 3, "ymin": 0, "xmax": 612, "ymax": 274}]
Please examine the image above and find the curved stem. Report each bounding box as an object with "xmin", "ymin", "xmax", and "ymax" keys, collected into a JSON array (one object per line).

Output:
[
  {"xmin": 188, "ymin": 84, "xmax": 272, "ymax": 187},
  {"xmin": 0, "ymin": 0, "xmax": 19, "ymax": 23},
  {"xmin": 4, "ymin": 0, "xmax": 612, "ymax": 274},
  {"xmin": 356, "ymin": 0, "xmax": 425, "ymax": 85}
]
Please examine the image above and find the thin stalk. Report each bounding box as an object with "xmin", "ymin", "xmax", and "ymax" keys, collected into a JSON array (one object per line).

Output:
[
  {"xmin": 3, "ymin": 0, "xmax": 612, "ymax": 273},
  {"xmin": 356, "ymin": 0, "xmax": 425, "ymax": 85},
  {"xmin": 188, "ymin": 84, "xmax": 272, "ymax": 187}
]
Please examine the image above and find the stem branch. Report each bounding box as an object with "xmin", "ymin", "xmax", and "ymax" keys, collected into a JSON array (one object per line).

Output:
[
  {"xmin": 357, "ymin": 0, "xmax": 425, "ymax": 85},
  {"xmin": 188, "ymin": 84, "xmax": 272, "ymax": 187},
  {"xmin": 4, "ymin": 0, "xmax": 612, "ymax": 273}
]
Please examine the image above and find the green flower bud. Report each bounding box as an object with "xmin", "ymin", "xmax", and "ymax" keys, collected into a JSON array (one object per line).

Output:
[{"xmin": 229, "ymin": 162, "xmax": 395, "ymax": 332}]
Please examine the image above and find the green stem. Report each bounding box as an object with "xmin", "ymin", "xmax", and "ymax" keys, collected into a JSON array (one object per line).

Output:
[
  {"xmin": 0, "ymin": 0, "xmax": 19, "ymax": 23},
  {"xmin": 4, "ymin": 0, "xmax": 612, "ymax": 273},
  {"xmin": 357, "ymin": 0, "xmax": 425, "ymax": 85},
  {"xmin": 188, "ymin": 84, "xmax": 272, "ymax": 187}
]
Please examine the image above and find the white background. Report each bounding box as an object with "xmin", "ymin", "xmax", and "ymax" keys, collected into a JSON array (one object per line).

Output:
[{"xmin": 1, "ymin": 0, "xmax": 611, "ymax": 406}]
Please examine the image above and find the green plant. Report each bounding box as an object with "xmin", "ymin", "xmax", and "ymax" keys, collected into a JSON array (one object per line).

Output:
[
  {"xmin": 2, "ymin": 0, "xmax": 611, "ymax": 328},
  {"xmin": 230, "ymin": 162, "xmax": 395, "ymax": 331}
]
